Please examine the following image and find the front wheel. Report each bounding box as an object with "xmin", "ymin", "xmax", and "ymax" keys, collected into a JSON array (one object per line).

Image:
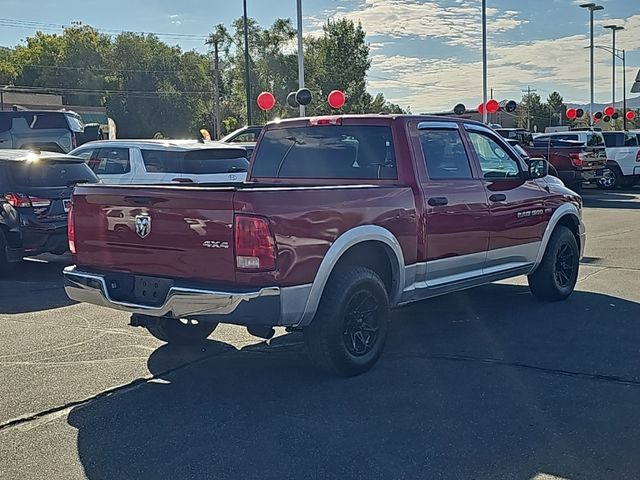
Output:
[
  {"xmin": 145, "ymin": 316, "xmax": 218, "ymax": 345},
  {"xmin": 304, "ymin": 266, "xmax": 390, "ymax": 376},
  {"xmin": 528, "ymin": 225, "xmax": 579, "ymax": 302}
]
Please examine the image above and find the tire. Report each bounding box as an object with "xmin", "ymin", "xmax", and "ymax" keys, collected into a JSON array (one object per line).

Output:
[
  {"xmin": 597, "ymin": 167, "xmax": 621, "ymax": 190},
  {"xmin": 0, "ymin": 230, "xmax": 15, "ymax": 277},
  {"xmin": 303, "ymin": 266, "xmax": 390, "ymax": 377},
  {"xmin": 528, "ymin": 225, "xmax": 579, "ymax": 302},
  {"xmin": 145, "ymin": 316, "xmax": 218, "ymax": 345}
]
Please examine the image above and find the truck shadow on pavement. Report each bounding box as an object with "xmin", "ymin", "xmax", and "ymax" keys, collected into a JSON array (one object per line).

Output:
[
  {"xmin": 0, "ymin": 256, "xmax": 75, "ymax": 314},
  {"xmin": 581, "ymin": 189, "xmax": 640, "ymax": 210},
  {"xmin": 67, "ymin": 284, "xmax": 640, "ymax": 480}
]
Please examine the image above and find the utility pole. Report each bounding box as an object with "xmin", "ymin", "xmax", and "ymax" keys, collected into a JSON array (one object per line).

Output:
[
  {"xmin": 206, "ymin": 28, "xmax": 225, "ymax": 139},
  {"xmin": 296, "ymin": 0, "xmax": 305, "ymax": 117},
  {"xmin": 242, "ymin": 0, "xmax": 252, "ymax": 125},
  {"xmin": 604, "ymin": 24, "xmax": 624, "ymax": 129},
  {"xmin": 521, "ymin": 86, "xmax": 537, "ymax": 131},
  {"xmin": 580, "ymin": 3, "xmax": 604, "ymax": 126}
]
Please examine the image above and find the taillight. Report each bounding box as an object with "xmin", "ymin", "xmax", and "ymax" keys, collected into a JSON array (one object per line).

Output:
[
  {"xmin": 569, "ymin": 153, "xmax": 583, "ymax": 167},
  {"xmin": 3, "ymin": 193, "xmax": 50, "ymax": 208},
  {"xmin": 234, "ymin": 215, "xmax": 276, "ymax": 271},
  {"xmin": 636, "ymin": 150, "xmax": 640, "ymax": 162},
  {"xmin": 68, "ymin": 202, "xmax": 76, "ymax": 255}
]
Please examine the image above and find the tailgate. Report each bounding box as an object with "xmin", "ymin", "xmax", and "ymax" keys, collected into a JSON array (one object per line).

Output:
[
  {"xmin": 580, "ymin": 147, "xmax": 607, "ymax": 170},
  {"xmin": 73, "ymin": 186, "xmax": 237, "ymax": 284}
]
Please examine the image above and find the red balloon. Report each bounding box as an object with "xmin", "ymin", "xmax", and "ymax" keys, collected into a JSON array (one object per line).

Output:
[
  {"xmin": 593, "ymin": 117, "xmax": 600, "ymax": 123},
  {"xmin": 626, "ymin": 110, "xmax": 636, "ymax": 121},
  {"xmin": 257, "ymin": 92, "xmax": 276, "ymax": 111},
  {"xmin": 603, "ymin": 105, "xmax": 615, "ymax": 117},
  {"xmin": 566, "ymin": 108, "xmax": 577, "ymax": 120},
  {"xmin": 486, "ymin": 99, "xmax": 500, "ymax": 114},
  {"xmin": 327, "ymin": 90, "xmax": 346, "ymax": 109},
  {"xmin": 477, "ymin": 103, "xmax": 484, "ymax": 114}
]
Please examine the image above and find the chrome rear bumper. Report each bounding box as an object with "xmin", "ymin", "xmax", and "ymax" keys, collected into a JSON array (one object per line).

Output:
[{"xmin": 63, "ymin": 266, "xmax": 287, "ymax": 326}]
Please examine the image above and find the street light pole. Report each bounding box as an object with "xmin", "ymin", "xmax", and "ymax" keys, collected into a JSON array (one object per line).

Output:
[
  {"xmin": 242, "ymin": 0, "xmax": 253, "ymax": 125},
  {"xmin": 623, "ymin": 50, "xmax": 627, "ymax": 130},
  {"xmin": 481, "ymin": 0, "xmax": 488, "ymax": 124},
  {"xmin": 604, "ymin": 24, "xmax": 624, "ymax": 129},
  {"xmin": 296, "ymin": 0, "xmax": 305, "ymax": 117},
  {"xmin": 580, "ymin": 3, "xmax": 604, "ymax": 126}
]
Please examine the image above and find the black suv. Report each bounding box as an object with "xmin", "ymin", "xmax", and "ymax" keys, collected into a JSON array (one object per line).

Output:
[{"xmin": 0, "ymin": 150, "xmax": 98, "ymax": 272}]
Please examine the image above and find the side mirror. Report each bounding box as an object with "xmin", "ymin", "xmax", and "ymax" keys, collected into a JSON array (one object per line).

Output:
[{"xmin": 528, "ymin": 158, "xmax": 549, "ymax": 179}]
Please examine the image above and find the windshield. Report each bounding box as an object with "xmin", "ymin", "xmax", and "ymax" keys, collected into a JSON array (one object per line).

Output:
[{"xmin": 252, "ymin": 125, "xmax": 397, "ymax": 179}]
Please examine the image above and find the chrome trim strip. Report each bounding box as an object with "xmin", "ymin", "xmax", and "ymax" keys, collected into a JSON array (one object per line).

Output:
[
  {"xmin": 298, "ymin": 225, "xmax": 406, "ymax": 326},
  {"xmin": 417, "ymin": 121, "xmax": 459, "ymax": 130},
  {"xmin": 63, "ymin": 266, "xmax": 280, "ymax": 318},
  {"xmin": 484, "ymin": 241, "xmax": 540, "ymax": 271}
]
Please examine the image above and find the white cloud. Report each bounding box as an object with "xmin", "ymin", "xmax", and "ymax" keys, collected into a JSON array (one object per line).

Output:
[
  {"xmin": 312, "ymin": 0, "xmax": 528, "ymax": 48},
  {"xmin": 366, "ymin": 13, "xmax": 640, "ymax": 112}
]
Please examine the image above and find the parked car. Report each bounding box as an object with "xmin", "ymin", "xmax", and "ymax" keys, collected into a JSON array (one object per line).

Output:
[
  {"xmin": 495, "ymin": 128, "xmax": 534, "ymax": 147},
  {"xmin": 599, "ymin": 131, "xmax": 640, "ymax": 189},
  {"xmin": 506, "ymin": 139, "xmax": 561, "ymax": 179},
  {"xmin": 220, "ymin": 125, "xmax": 264, "ymax": 158},
  {"xmin": 0, "ymin": 110, "xmax": 85, "ymax": 153},
  {"xmin": 0, "ymin": 149, "xmax": 99, "ymax": 272},
  {"xmin": 70, "ymin": 140, "xmax": 249, "ymax": 184},
  {"xmin": 524, "ymin": 130, "xmax": 607, "ymax": 192},
  {"xmin": 64, "ymin": 114, "xmax": 585, "ymax": 376}
]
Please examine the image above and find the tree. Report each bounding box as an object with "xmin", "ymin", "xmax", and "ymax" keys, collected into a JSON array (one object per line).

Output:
[{"xmin": 546, "ymin": 91, "xmax": 565, "ymax": 127}]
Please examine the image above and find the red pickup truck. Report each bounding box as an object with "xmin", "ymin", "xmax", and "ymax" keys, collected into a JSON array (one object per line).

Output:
[{"xmin": 64, "ymin": 115, "xmax": 585, "ymax": 376}]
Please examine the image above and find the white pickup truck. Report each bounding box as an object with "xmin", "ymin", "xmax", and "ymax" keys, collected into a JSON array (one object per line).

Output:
[
  {"xmin": 70, "ymin": 140, "xmax": 249, "ymax": 185},
  {"xmin": 599, "ymin": 131, "xmax": 640, "ymax": 189}
]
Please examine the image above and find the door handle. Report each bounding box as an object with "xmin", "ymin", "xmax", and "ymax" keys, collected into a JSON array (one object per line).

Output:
[
  {"xmin": 171, "ymin": 177, "xmax": 194, "ymax": 183},
  {"xmin": 489, "ymin": 194, "xmax": 507, "ymax": 202},
  {"xmin": 428, "ymin": 197, "xmax": 449, "ymax": 207}
]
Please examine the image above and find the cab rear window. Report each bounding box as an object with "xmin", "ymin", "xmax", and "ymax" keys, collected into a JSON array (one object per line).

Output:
[
  {"xmin": 251, "ymin": 125, "xmax": 397, "ymax": 179},
  {"xmin": 9, "ymin": 160, "xmax": 98, "ymax": 187}
]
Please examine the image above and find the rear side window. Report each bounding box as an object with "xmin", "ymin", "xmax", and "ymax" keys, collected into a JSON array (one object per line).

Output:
[
  {"xmin": 9, "ymin": 160, "xmax": 98, "ymax": 187},
  {"xmin": 88, "ymin": 148, "xmax": 131, "ymax": 175},
  {"xmin": 230, "ymin": 132, "xmax": 258, "ymax": 143},
  {"xmin": 603, "ymin": 132, "xmax": 624, "ymax": 147},
  {"xmin": 0, "ymin": 115, "xmax": 11, "ymax": 133},
  {"xmin": 419, "ymin": 129, "xmax": 473, "ymax": 179},
  {"xmin": 141, "ymin": 149, "xmax": 248, "ymax": 174},
  {"xmin": 553, "ymin": 134, "xmax": 580, "ymax": 142},
  {"xmin": 65, "ymin": 114, "xmax": 84, "ymax": 132},
  {"xmin": 625, "ymin": 133, "xmax": 638, "ymax": 147},
  {"xmin": 31, "ymin": 113, "xmax": 68, "ymax": 130},
  {"xmin": 252, "ymin": 125, "xmax": 397, "ymax": 179}
]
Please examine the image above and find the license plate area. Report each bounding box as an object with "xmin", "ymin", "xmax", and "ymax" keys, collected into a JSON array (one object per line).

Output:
[{"xmin": 133, "ymin": 275, "xmax": 173, "ymax": 307}]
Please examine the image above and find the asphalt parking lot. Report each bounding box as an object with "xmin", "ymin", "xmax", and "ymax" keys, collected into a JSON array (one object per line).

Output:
[{"xmin": 1, "ymin": 187, "xmax": 639, "ymax": 480}]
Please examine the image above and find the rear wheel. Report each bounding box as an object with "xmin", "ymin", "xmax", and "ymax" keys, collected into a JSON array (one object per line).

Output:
[
  {"xmin": 145, "ymin": 317, "xmax": 218, "ymax": 345},
  {"xmin": 0, "ymin": 230, "xmax": 15, "ymax": 277},
  {"xmin": 528, "ymin": 225, "xmax": 579, "ymax": 302},
  {"xmin": 304, "ymin": 266, "xmax": 389, "ymax": 376},
  {"xmin": 597, "ymin": 167, "xmax": 621, "ymax": 190}
]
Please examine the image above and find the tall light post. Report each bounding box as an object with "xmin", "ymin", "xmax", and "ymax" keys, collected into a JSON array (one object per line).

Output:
[
  {"xmin": 481, "ymin": 0, "xmax": 488, "ymax": 124},
  {"xmin": 580, "ymin": 3, "xmax": 604, "ymax": 126},
  {"xmin": 242, "ymin": 0, "xmax": 252, "ymax": 125},
  {"xmin": 296, "ymin": 0, "xmax": 305, "ymax": 117},
  {"xmin": 603, "ymin": 24, "xmax": 624, "ymax": 124}
]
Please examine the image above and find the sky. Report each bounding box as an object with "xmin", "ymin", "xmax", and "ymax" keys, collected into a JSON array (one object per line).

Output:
[{"xmin": 1, "ymin": 0, "xmax": 639, "ymax": 113}]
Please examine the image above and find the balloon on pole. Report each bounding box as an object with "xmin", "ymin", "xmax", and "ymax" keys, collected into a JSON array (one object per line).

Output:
[
  {"xmin": 486, "ymin": 99, "xmax": 500, "ymax": 114},
  {"xmin": 566, "ymin": 108, "xmax": 577, "ymax": 120},
  {"xmin": 626, "ymin": 111, "xmax": 636, "ymax": 121},
  {"xmin": 477, "ymin": 103, "xmax": 485, "ymax": 115},
  {"xmin": 453, "ymin": 103, "xmax": 466, "ymax": 115},
  {"xmin": 603, "ymin": 105, "xmax": 615, "ymax": 117},
  {"xmin": 256, "ymin": 92, "xmax": 276, "ymax": 111},
  {"xmin": 327, "ymin": 90, "xmax": 346, "ymax": 109}
]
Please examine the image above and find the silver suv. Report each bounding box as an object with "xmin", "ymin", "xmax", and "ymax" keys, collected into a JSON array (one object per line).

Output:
[{"xmin": 0, "ymin": 110, "xmax": 85, "ymax": 153}]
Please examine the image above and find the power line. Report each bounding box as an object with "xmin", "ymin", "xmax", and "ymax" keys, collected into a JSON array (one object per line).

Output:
[
  {"xmin": 0, "ymin": 18, "xmax": 210, "ymax": 41},
  {"xmin": 2, "ymin": 84, "xmax": 213, "ymax": 97}
]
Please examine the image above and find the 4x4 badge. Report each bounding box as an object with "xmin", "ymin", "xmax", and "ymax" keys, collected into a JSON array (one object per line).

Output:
[{"xmin": 134, "ymin": 214, "xmax": 151, "ymax": 238}]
